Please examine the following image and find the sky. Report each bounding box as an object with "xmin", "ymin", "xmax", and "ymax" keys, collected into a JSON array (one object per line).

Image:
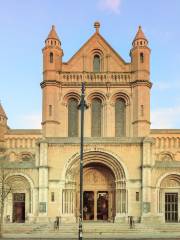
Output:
[{"xmin": 0, "ymin": 0, "xmax": 180, "ymax": 129}]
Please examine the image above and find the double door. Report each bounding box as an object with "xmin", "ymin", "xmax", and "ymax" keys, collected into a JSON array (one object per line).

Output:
[{"xmin": 83, "ymin": 191, "xmax": 110, "ymax": 221}]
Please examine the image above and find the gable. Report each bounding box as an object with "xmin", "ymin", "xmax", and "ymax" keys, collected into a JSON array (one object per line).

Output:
[{"xmin": 62, "ymin": 32, "xmax": 130, "ymax": 72}]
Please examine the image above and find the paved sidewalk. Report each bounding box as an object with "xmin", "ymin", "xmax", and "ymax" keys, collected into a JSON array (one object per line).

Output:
[{"xmin": 2, "ymin": 231, "xmax": 180, "ymax": 239}]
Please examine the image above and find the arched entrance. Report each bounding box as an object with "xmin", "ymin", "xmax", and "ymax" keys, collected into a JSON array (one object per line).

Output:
[
  {"xmin": 63, "ymin": 150, "xmax": 127, "ymax": 222},
  {"xmin": 77, "ymin": 163, "xmax": 115, "ymax": 221},
  {"xmin": 5, "ymin": 175, "xmax": 32, "ymax": 223},
  {"xmin": 158, "ymin": 174, "xmax": 180, "ymax": 222}
]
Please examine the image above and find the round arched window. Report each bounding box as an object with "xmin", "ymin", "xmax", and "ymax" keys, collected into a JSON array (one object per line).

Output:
[{"xmin": 93, "ymin": 54, "xmax": 100, "ymax": 72}]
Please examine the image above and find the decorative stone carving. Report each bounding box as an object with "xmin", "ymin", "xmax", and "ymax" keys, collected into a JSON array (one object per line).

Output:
[
  {"xmin": 84, "ymin": 167, "xmax": 113, "ymax": 186},
  {"xmin": 161, "ymin": 178, "xmax": 180, "ymax": 188},
  {"xmin": 159, "ymin": 152, "xmax": 174, "ymax": 162},
  {"xmin": 161, "ymin": 155, "xmax": 172, "ymax": 161},
  {"xmin": 20, "ymin": 152, "xmax": 33, "ymax": 161}
]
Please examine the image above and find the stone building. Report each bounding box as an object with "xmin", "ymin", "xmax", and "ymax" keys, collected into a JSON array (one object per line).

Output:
[{"xmin": 0, "ymin": 22, "xmax": 180, "ymax": 224}]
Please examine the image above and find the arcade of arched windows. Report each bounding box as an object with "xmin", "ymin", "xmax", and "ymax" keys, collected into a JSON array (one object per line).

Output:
[
  {"xmin": 154, "ymin": 137, "xmax": 180, "ymax": 149},
  {"xmin": 65, "ymin": 92, "xmax": 130, "ymax": 137}
]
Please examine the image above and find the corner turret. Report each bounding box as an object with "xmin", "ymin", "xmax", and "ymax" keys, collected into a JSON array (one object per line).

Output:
[
  {"xmin": 41, "ymin": 25, "xmax": 63, "ymax": 137},
  {"xmin": 42, "ymin": 25, "xmax": 63, "ymax": 80},
  {"xmin": 130, "ymin": 26, "xmax": 151, "ymax": 137},
  {"xmin": 130, "ymin": 26, "xmax": 150, "ymax": 81}
]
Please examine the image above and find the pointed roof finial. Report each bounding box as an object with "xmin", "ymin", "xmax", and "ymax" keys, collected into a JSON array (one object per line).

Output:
[
  {"xmin": 46, "ymin": 25, "xmax": 60, "ymax": 42},
  {"xmin": 133, "ymin": 25, "xmax": 147, "ymax": 42},
  {"xmin": 94, "ymin": 21, "xmax": 100, "ymax": 33}
]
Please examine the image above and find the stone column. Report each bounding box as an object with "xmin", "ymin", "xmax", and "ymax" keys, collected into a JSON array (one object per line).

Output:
[
  {"xmin": 28, "ymin": 187, "xmax": 39, "ymax": 222},
  {"xmin": 33, "ymin": 187, "xmax": 39, "ymax": 216},
  {"xmin": 38, "ymin": 142, "xmax": 49, "ymax": 222},
  {"xmin": 35, "ymin": 142, "xmax": 40, "ymax": 166},
  {"xmin": 61, "ymin": 184, "xmax": 76, "ymax": 223},
  {"xmin": 59, "ymin": 181, "xmax": 64, "ymax": 217},
  {"xmin": 94, "ymin": 191, "xmax": 97, "ymax": 220},
  {"xmin": 141, "ymin": 138, "xmax": 153, "ymax": 222},
  {"xmin": 115, "ymin": 180, "xmax": 127, "ymax": 222},
  {"xmin": 102, "ymin": 103, "xmax": 107, "ymax": 137}
]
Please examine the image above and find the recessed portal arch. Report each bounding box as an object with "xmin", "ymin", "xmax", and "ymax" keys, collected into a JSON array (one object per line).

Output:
[
  {"xmin": 62, "ymin": 150, "xmax": 128, "ymax": 221},
  {"xmin": 156, "ymin": 173, "xmax": 180, "ymax": 223},
  {"xmin": 4, "ymin": 173, "xmax": 34, "ymax": 223}
]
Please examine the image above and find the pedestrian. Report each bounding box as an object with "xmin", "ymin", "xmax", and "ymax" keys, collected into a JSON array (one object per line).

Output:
[
  {"xmin": 54, "ymin": 216, "xmax": 59, "ymax": 230},
  {"xmin": 129, "ymin": 216, "xmax": 134, "ymax": 229}
]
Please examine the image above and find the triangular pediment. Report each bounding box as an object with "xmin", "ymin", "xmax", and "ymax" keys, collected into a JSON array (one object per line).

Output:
[{"xmin": 62, "ymin": 32, "xmax": 130, "ymax": 72}]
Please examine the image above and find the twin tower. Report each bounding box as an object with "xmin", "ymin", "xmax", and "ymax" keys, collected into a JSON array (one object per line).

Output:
[{"xmin": 41, "ymin": 22, "xmax": 151, "ymax": 138}]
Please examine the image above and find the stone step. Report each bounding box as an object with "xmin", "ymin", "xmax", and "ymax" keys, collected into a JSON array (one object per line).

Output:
[{"xmin": 4, "ymin": 222, "xmax": 180, "ymax": 234}]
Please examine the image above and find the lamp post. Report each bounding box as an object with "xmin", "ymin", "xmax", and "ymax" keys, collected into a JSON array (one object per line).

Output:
[{"xmin": 78, "ymin": 82, "xmax": 87, "ymax": 240}]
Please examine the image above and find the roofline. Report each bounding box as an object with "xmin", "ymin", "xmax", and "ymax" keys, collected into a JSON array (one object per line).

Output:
[
  {"xmin": 65, "ymin": 32, "xmax": 129, "ymax": 65},
  {"xmin": 6, "ymin": 129, "xmax": 42, "ymax": 135},
  {"xmin": 150, "ymin": 129, "xmax": 180, "ymax": 134}
]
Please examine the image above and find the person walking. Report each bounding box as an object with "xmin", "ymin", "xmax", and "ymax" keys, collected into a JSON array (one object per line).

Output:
[
  {"xmin": 129, "ymin": 216, "xmax": 135, "ymax": 229},
  {"xmin": 54, "ymin": 216, "xmax": 60, "ymax": 230}
]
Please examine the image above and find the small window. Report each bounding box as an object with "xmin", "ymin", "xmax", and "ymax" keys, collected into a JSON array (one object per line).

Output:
[
  {"xmin": 140, "ymin": 41, "xmax": 142, "ymax": 45},
  {"xmin": 51, "ymin": 40, "xmax": 53, "ymax": 45},
  {"xmin": 55, "ymin": 41, "xmax": 56, "ymax": 45},
  {"xmin": 140, "ymin": 105, "xmax": 144, "ymax": 117},
  {"xmin": 140, "ymin": 52, "xmax": 144, "ymax": 63},
  {"xmin": 93, "ymin": 54, "xmax": 100, "ymax": 72},
  {"xmin": 50, "ymin": 52, "xmax": 53, "ymax": 63},
  {"xmin": 49, "ymin": 105, "xmax": 52, "ymax": 116},
  {"xmin": 51, "ymin": 192, "xmax": 55, "ymax": 202},
  {"xmin": 136, "ymin": 192, "xmax": 139, "ymax": 201}
]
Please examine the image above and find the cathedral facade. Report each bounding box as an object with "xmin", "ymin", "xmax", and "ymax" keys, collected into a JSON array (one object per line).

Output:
[{"xmin": 0, "ymin": 22, "xmax": 180, "ymax": 224}]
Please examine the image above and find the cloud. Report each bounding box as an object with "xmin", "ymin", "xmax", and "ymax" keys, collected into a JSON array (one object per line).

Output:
[
  {"xmin": 98, "ymin": 0, "xmax": 122, "ymax": 14},
  {"xmin": 151, "ymin": 106, "xmax": 180, "ymax": 128}
]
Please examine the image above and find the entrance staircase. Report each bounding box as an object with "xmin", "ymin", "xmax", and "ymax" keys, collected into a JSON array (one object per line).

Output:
[{"xmin": 3, "ymin": 222, "xmax": 180, "ymax": 238}]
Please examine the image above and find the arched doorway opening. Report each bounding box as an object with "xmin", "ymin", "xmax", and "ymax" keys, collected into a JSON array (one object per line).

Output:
[
  {"xmin": 76, "ymin": 163, "xmax": 115, "ymax": 221},
  {"xmin": 5, "ymin": 175, "xmax": 32, "ymax": 223},
  {"xmin": 63, "ymin": 150, "xmax": 127, "ymax": 222},
  {"xmin": 158, "ymin": 174, "xmax": 180, "ymax": 223}
]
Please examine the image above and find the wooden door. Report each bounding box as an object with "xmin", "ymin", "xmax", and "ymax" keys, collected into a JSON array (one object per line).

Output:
[{"xmin": 13, "ymin": 193, "xmax": 25, "ymax": 223}]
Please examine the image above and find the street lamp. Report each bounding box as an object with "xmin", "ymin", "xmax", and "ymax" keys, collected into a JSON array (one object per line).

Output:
[{"xmin": 78, "ymin": 82, "xmax": 88, "ymax": 240}]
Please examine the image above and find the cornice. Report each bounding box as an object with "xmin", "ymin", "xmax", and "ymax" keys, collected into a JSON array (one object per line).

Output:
[
  {"xmin": 40, "ymin": 80, "xmax": 61, "ymax": 88},
  {"xmin": 41, "ymin": 120, "xmax": 60, "ymax": 125},
  {"xmin": 131, "ymin": 80, "xmax": 152, "ymax": 88},
  {"xmin": 38, "ymin": 137, "xmax": 145, "ymax": 145},
  {"xmin": 132, "ymin": 120, "xmax": 151, "ymax": 125}
]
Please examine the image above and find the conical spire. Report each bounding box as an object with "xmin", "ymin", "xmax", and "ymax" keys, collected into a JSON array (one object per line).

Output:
[
  {"xmin": 46, "ymin": 25, "xmax": 60, "ymax": 41},
  {"xmin": 0, "ymin": 103, "xmax": 7, "ymax": 119},
  {"xmin": 134, "ymin": 26, "xmax": 147, "ymax": 41},
  {"xmin": 132, "ymin": 26, "xmax": 148, "ymax": 46}
]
